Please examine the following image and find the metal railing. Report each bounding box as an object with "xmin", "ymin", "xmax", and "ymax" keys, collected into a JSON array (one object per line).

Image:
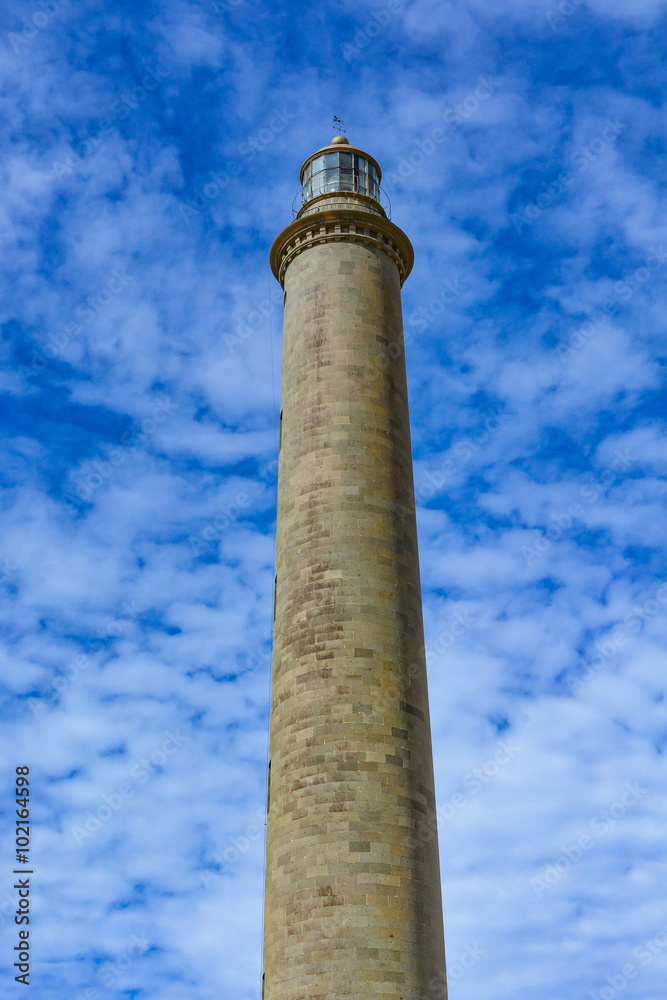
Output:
[{"xmin": 290, "ymin": 185, "xmax": 392, "ymax": 220}]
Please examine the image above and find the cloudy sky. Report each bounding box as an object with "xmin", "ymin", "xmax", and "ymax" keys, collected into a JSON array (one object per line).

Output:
[{"xmin": 1, "ymin": 0, "xmax": 666, "ymax": 997}]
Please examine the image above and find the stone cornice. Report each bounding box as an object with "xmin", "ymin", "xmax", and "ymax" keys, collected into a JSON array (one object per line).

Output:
[{"xmin": 270, "ymin": 209, "xmax": 414, "ymax": 288}]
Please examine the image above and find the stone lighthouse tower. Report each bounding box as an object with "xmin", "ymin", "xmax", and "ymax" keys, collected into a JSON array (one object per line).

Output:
[{"xmin": 263, "ymin": 135, "xmax": 448, "ymax": 1000}]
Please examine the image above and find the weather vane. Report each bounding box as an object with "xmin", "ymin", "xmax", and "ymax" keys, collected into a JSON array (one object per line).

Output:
[{"xmin": 333, "ymin": 114, "xmax": 346, "ymax": 135}]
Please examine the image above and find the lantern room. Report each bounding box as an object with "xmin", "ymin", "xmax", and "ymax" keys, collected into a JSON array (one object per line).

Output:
[{"xmin": 299, "ymin": 135, "xmax": 383, "ymax": 208}]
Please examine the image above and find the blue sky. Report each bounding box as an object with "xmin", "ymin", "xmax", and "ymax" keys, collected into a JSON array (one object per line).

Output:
[{"xmin": 1, "ymin": 0, "xmax": 666, "ymax": 997}]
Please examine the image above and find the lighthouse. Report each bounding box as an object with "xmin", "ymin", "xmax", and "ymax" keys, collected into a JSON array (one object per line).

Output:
[{"xmin": 263, "ymin": 134, "xmax": 448, "ymax": 1000}]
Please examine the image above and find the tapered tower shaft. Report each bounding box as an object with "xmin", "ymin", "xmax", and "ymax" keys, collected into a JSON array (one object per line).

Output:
[{"xmin": 263, "ymin": 137, "xmax": 447, "ymax": 1000}]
